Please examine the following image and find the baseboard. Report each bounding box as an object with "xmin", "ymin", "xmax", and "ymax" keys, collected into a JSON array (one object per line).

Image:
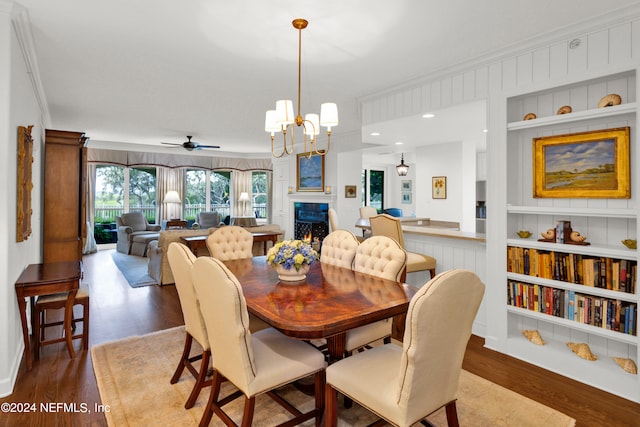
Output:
[{"xmin": 0, "ymin": 340, "xmax": 23, "ymax": 398}]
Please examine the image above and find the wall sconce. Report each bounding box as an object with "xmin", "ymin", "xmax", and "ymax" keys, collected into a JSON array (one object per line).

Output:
[
  {"xmin": 325, "ymin": 186, "xmax": 332, "ymax": 194},
  {"xmin": 163, "ymin": 190, "xmax": 182, "ymax": 220},
  {"xmin": 287, "ymin": 186, "xmax": 293, "ymax": 194}
]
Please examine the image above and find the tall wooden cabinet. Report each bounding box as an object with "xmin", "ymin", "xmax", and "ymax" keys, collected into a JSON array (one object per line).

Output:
[{"xmin": 43, "ymin": 129, "xmax": 88, "ymax": 262}]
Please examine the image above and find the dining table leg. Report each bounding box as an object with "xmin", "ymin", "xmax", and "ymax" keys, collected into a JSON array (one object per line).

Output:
[{"xmin": 326, "ymin": 333, "xmax": 346, "ymax": 363}]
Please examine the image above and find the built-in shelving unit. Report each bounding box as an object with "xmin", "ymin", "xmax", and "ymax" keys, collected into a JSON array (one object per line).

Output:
[{"xmin": 504, "ymin": 69, "xmax": 639, "ymax": 402}]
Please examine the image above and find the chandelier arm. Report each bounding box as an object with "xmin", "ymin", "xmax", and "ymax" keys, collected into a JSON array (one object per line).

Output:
[{"xmin": 271, "ymin": 135, "xmax": 286, "ymax": 158}]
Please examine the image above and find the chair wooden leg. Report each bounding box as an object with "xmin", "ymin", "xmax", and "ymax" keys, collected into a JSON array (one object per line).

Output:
[
  {"xmin": 199, "ymin": 370, "xmax": 223, "ymax": 427},
  {"xmin": 314, "ymin": 370, "xmax": 325, "ymax": 427},
  {"xmin": 82, "ymin": 300, "xmax": 89, "ymax": 350},
  {"xmin": 325, "ymin": 383, "xmax": 338, "ymax": 427},
  {"xmin": 240, "ymin": 396, "xmax": 256, "ymax": 427},
  {"xmin": 171, "ymin": 333, "xmax": 193, "ymax": 384},
  {"xmin": 185, "ymin": 349, "xmax": 211, "ymax": 409},
  {"xmin": 34, "ymin": 306, "xmax": 42, "ymax": 361},
  {"xmin": 445, "ymin": 401, "xmax": 459, "ymax": 427},
  {"xmin": 429, "ymin": 268, "xmax": 436, "ymax": 279}
]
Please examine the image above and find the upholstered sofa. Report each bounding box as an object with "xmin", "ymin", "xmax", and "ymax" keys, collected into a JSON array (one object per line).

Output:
[{"xmin": 147, "ymin": 224, "xmax": 284, "ymax": 285}]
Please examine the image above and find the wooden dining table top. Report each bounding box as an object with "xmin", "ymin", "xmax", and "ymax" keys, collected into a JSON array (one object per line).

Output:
[{"xmin": 222, "ymin": 256, "xmax": 418, "ymax": 340}]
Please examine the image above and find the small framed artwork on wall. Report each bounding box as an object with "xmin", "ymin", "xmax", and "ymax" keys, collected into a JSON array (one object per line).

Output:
[
  {"xmin": 401, "ymin": 180, "xmax": 412, "ymax": 192},
  {"xmin": 344, "ymin": 185, "xmax": 357, "ymax": 198},
  {"xmin": 401, "ymin": 192, "xmax": 412, "ymax": 204},
  {"xmin": 432, "ymin": 176, "xmax": 446, "ymax": 199}
]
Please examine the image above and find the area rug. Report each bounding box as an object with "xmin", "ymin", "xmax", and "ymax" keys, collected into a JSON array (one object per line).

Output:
[
  {"xmin": 110, "ymin": 250, "xmax": 157, "ymax": 287},
  {"xmin": 92, "ymin": 327, "xmax": 575, "ymax": 427}
]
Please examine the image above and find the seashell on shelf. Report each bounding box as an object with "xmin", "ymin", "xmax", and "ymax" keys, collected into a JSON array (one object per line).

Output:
[
  {"xmin": 523, "ymin": 113, "xmax": 537, "ymax": 120},
  {"xmin": 566, "ymin": 342, "xmax": 598, "ymax": 361},
  {"xmin": 622, "ymin": 239, "xmax": 637, "ymax": 249},
  {"xmin": 569, "ymin": 231, "xmax": 587, "ymax": 242},
  {"xmin": 516, "ymin": 230, "xmax": 532, "ymax": 238},
  {"xmin": 612, "ymin": 357, "xmax": 637, "ymax": 374},
  {"xmin": 540, "ymin": 229, "xmax": 555, "ymax": 240},
  {"xmin": 522, "ymin": 329, "xmax": 546, "ymax": 345},
  {"xmin": 556, "ymin": 105, "xmax": 572, "ymax": 115},
  {"xmin": 597, "ymin": 93, "xmax": 622, "ymax": 108}
]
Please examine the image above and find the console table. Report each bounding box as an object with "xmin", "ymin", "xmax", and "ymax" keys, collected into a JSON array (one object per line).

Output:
[{"xmin": 15, "ymin": 261, "xmax": 83, "ymax": 371}]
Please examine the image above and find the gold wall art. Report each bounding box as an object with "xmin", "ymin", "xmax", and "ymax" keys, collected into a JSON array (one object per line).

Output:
[{"xmin": 17, "ymin": 125, "xmax": 34, "ymax": 242}]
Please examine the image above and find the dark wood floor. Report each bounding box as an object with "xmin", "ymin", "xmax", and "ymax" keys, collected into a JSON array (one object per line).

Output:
[{"xmin": 1, "ymin": 247, "xmax": 638, "ymax": 426}]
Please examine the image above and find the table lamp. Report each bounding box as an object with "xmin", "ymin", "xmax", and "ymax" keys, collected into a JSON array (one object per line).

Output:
[
  {"xmin": 238, "ymin": 192, "xmax": 250, "ymax": 216},
  {"xmin": 163, "ymin": 190, "xmax": 182, "ymax": 220}
]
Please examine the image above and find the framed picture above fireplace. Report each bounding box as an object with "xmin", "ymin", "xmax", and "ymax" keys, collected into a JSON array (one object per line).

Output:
[{"xmin": 297, "ymin": 152, "xmax": 325, "ymax": 192}]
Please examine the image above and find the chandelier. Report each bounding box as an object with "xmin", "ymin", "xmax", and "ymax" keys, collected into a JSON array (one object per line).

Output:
[
  {"xmin": 265, "ymin": 18, "xmax": 338, "ymax": 158},
  {"xmin": 396, "ymin": 153, "xmax": 409, "ymax": 176}
]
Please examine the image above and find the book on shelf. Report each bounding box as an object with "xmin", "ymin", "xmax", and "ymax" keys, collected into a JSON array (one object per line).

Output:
[
  {"xmin": 507, "ymin": 280, "xmax": 637, "ymax": 335},
  {"xmin": 506, "ymin": 246, "xmax": 636, "ymax": 294}
]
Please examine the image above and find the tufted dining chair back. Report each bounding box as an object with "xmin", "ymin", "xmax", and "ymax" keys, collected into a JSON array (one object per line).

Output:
[
  {"xmin": 353, "ymin": 235, "xmax": 407, "ymax": 282},
  {"xmin": 320, "ymin": 230, "xmax": 359, "ymax": 269},
  {"xmin": 206, "ymin": 226, "xmax": 253, "ymax": 260},
  {"xmin": 359, "ymin": 206, "xmax": 378, "ymax": 219},
  {"xmin": 328, "ymin": 208, "xmax": 340, "ymax": 232}
]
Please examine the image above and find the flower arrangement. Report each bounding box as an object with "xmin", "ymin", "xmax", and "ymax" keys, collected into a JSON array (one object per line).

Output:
[{"xmin": 267, "ymin": 239, "xmax": 318, "ymax": 271}]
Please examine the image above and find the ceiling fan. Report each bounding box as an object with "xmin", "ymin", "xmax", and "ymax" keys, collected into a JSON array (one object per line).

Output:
[{"xmin": 161, "ymin": 135, "xmax": 220, "ymax": 151}]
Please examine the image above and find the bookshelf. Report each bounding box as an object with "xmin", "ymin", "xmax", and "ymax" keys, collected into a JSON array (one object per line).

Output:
[{"xmin": 504, "ymin": 69, "xmax": 639, "ymax": 402}]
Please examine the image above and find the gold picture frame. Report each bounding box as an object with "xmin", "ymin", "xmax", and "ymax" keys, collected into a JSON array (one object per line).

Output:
[
  {"xmin": 296, "ymin": 152, "xmax": 325, "ymax": 192},
  {"xmin": 432, "ymin": 176, "xmax": 446, "ymax": 199},
  {"xmin": 344, "ymin": 185, "xmax": 357, "ymax": 198},
  {"xmin": 17, "ymin": 125, "xmax": 34, "ymax": 242},
  {"xmin": 533, "ymin": 127, "xmax": 630, "ymax": 198}
]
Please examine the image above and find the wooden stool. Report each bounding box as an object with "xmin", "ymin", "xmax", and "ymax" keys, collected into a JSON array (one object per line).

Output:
[{"xmin": 34, "ymin": 284, "xmax": 90, "ymax": 360}]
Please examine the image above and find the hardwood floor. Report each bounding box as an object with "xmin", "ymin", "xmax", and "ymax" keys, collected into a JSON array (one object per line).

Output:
[{"xmin": 1, "ymin": 247, "xmax": 639, "ymax": 426}]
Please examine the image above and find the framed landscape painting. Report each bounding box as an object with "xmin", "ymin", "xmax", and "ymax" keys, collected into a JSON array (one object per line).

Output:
[
  {"xmin": 533, "ymin": 127, "xmax": 630, "ymax": 198},
  {"xmin": 296, "ymin": 152, "xmax": 325, "ymax": 192}
]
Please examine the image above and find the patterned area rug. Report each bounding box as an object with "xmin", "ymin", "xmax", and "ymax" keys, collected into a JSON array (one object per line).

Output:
[
  {"xmin": 110, "ymin": 250, "xmax": 157, "ymax": 287},
  {"xmin": 91, "ymin": 327, "xmax": 576, "ymax": 427}
]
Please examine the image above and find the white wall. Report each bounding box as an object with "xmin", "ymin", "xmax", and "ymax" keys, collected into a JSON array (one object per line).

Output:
[{"xmin": 1, "ymin": 3, "xmax": 46, "ymax": 397}]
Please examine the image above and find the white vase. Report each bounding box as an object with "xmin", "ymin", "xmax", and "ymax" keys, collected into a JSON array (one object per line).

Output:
[{"xmin": 275, "ymin": 264, "xmax": 310, "ymax": 283}]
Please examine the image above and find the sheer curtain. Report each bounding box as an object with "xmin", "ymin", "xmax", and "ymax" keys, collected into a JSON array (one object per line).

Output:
[
  {"xmin": 83, "ymin": 164, "xmax": 98, "ymax": 254},
  {"xmin": 266, "ymin": 171, "xmax": 273, "ymax": 223},
  {"xmin": 157, "ymin": 167, "xmax": 185, "ymax": 222},
  {"xmin": 232, "ymin": 171, "xmax": 252, "ymax": 217}
]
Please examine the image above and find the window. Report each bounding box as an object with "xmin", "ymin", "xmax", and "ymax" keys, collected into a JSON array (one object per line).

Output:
[
  {"xmin": 362, "ymin": 169, "xmax": 384, "ymax": 211},
  {"xmin": 252, "ymin": 171, "xmax": 268, "ymax": 220},
  {"xmin": 95, "ymin": 165, "xmax": 125, "ymax": 224},
  {"xmin": 210, "ymin": 171, "xmax": 231, "ymax": 220},
  {"xmin": 185, "ymin": 169, "xmax": 206, "ymax": 221},
  {"xmin": 129, "ymin": 167, "xmax": 157, "ymax": 223}
]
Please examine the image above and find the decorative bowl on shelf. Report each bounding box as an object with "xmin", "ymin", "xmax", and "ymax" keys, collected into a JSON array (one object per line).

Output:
[
  {"xmin": 621, "ymin": 239, "xmax": 637, "ymax": 249},
  {"xmin": 516, "ymin": 230, "xmax": 532, "ymax": 238}
]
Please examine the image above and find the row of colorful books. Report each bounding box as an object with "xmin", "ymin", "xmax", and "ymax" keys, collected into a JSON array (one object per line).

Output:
[
  {"xmin": 506, "ymin": 246, "xmax": 636, "ymax": 294},
  {"xmin": 507, "ymin": 280, "xmax": 637, "ymax": 336}
]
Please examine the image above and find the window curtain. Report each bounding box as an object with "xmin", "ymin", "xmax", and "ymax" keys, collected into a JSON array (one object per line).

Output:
[
  {"xmin": 83, "ymin": 164, "xmax": 98, "ymax": 254},
  {"xmin": 232, "ymin": 171, "xmax": 252, "ymax": 217},
  {"xmin": 157, "ymin": 167, "xmax": 185, "ymax": 222},
  {"xmin": 266, "ymin": 171, "xmax": 273, "ymax": 223}
]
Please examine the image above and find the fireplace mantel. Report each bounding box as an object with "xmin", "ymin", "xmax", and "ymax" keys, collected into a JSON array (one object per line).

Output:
[{"xmin": 287, "ymin": 193, "xmax": 337, "ymax": 202}]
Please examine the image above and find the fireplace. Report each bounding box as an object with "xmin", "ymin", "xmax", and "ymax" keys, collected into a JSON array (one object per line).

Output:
[{"xmin": 294, "ymin": 202, "xmax": 329, "ymax": 243}]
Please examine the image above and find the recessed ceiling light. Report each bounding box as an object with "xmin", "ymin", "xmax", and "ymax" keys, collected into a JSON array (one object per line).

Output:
[
  {"xmin": 370, "ymin": 132, "xmax": 380, "ymax": 136},
  {"xmin": 394, "ymin": 141, "xmax": 404, "ymax": 145},
  {"xmin": 483, "ymin": 129, "xmax": 488, "ymax": 133},
  {"xmin": 422, "ymin": 113, "xmax": 435, "ymax": 118}
]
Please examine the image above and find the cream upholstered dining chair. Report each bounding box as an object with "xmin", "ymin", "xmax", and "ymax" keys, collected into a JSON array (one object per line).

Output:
[
  {"xmin": 370, "ymin": 213, "xmax": 437, "ymax": 279},
  {"xmin": 325, "ymin": 269, "xmax": 485, "ymax": 427},
  {"xmin": 320, "ymin": 230, "xmax": 360, "ymax": 269},
  {"xmin": 345, "ymin": 235, "xmax": 407, "ymax": 356},
  {"xmin": 206, "ymin": 225, "xmax": 253, "ymax": 259},
  {"xmin": 205, "ymin": 225, "xmax": 268, "ymax": 332},
  {"xmin": 191, "ymin": 257, "xmax": 326, "ymax": 427},
  {"xmin": 166, "ymin": 242, "xmax": 211, "ymax": 409},
  {"xmin": 359, "ymin": 206, "xmax": 378, "ymax": 219},
  {"xmin": 328, "ymin": 208, "xmax": 339, "ymax": 232}
]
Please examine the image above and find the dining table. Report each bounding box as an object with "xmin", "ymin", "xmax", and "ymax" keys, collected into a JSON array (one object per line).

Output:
[{"xmin": 222, "ymin": 256, "xmax": 418, "ymax": 362}]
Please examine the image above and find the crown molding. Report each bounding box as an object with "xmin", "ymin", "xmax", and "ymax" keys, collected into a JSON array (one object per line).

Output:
[{"xmin": 10, "ymin": 2, "xmax": 51, "ymax": 127}]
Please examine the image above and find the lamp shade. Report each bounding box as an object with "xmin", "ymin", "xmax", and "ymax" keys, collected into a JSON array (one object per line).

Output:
[
  {"xmin": 320, "ymin": 103, "xmax": 338, "ymax": 129},
  {"xmin": 276, "ymin": 100, "xmax": 295, "ymax": 126},
  {"xmin": 238, "ymin": 192, "xmax": 250, "ymax": 202},
  {"xmin": 163, "ymin": 190, "xmax": 181, "ymax": 204},
  {"xmin": 265, "ymin": 110, "xmax": 281, "ymax": 133},
  {"xmin": 304, "ymin": 113, "xmax": 320, "ymax": 136}
]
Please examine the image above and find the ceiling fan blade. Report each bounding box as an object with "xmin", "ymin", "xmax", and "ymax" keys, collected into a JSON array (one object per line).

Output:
[
  {"xmin": 196, "ymin": 144, "xmax": 221, "ymax": 149},
  {"xmin": 160, "ymin": 142, "xmax": 182, "ymax": 146}
]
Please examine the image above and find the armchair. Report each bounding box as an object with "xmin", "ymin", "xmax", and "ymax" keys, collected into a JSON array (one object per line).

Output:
[
  {"xmin": 194, "ymin": 212, "xmax": 221, "ymax": 229},
  {"xmin": 115, "ymin": 212, "xmax": 161, "ymax": 255}
]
